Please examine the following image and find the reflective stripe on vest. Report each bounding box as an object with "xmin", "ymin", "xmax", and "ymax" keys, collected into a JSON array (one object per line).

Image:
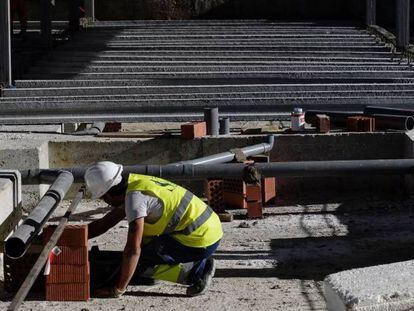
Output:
[
  {"xmin": 163, "ymin": 190, "xmax": 194, "ymax": 235},
  {"xmin": 178, "ymin": 206, "xmax": 214, "ymax": 235}
]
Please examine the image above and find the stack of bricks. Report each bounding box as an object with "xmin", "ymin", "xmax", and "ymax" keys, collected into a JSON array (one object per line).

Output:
[
  {"xmin": 43, "ymin": 224, "xmax": 90, "ymax": 301},
  {"xmin": 248, "ymin": 155, "xmax": 277, "ymax": 205},
  {"xmin": 316, "ymin": 114, "xmax": 331, "ymax": 133},
  {"xmin": 223, "ymin": 179, "xmax": 264, "ymax": 219},
  {"xmin": 181, "ymin": 122, "xmax": 207, "ymax": 139},
  {"xmin": 347, "ymin": 116, "xmax": 375, "ymax": 132},
  {"xmin": 205, "ymin": 179, "xmax": 225, "ymax": 213}
]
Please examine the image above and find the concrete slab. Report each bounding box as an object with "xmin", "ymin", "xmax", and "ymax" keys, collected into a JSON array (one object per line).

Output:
[{"xmin": 324, "ymin": 260, "xmax": 414, "ymax": 311}]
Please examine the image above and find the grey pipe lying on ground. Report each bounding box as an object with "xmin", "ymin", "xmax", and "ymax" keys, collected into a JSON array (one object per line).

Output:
[
  {"xmin": 174, "ymin": 135, "xmax": 274, "ymax": 165},
  {"xmin": 72, "ymin": 122, "xmax": 106, "ymax": 136},
  {"xmin": 20, "ymin": 159, "xmax": 414, "ymax": 185},
  {"xmin": 370, "ymin": 114, "xmax": 414, "ymax": 131},
  {"xmin": 5, "ymin": 171, "xmax": 74, "ymax": 259}
]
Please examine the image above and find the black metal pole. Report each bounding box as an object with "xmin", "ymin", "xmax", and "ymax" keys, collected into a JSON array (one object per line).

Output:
[
  {"xmin": 366, "ymin": 0, "xmax": 377, "ymax": 26},
  {"xmin": 5, "ymin": 171, "xmax": 74, "ymax": 259},
  {"xmin": 396, "ymin": 0, "xmax": 410, "ymax": 49},
  {"xmin": 370, "ymin": 114, "xmax": 414, "ymax": 131},
  {"xmin": 7, "ymin": 189, "xmax": 84, "ymax": 311},
  {"xmin": 0, "ymin": 0, "xmax": 12, "ymax": 87},
  {"xmin": 40, "ymin": 0, "xmax": 52, "ymax": 46}
]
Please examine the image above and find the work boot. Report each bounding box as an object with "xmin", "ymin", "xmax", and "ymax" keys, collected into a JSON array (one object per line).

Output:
[{"xmin": 186, "ymin": 258, "xmax": 216, "ymax": 297}]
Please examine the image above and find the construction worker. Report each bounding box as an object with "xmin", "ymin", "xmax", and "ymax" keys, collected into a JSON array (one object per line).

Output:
[{"xmin": 84, "ymin": 161, "xmax": 223, "ymax": 298}]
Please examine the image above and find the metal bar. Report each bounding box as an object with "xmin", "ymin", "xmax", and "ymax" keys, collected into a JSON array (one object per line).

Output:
[
  {"xmin": 366, "ymin": 0, "xmax": 376, "ymax": 26},
  {"xmin": 175, "ymin": 135, "xmax": 274, "ymax": 166},
  {"xmin": 0, "ymin": 0, "xmax": 12, "ymax": 87},
  {"xmin": 5, "ymin": 171, "xmax": 74, "ymax": 259},
  {"xmin": 396, "ymin": 0, "xmax": 410, "ymax": 49},
  {"xmin": 85, "ymin": 0, "xmax": 95, "ymax": 21},
  {"xmin": 40, "ymin": 0, "xmax": 52, "ymax": 46},
  {"xmin": 7, "ymin": 189, "xmax": 84, "ymax": 311},
  {"xmin": 20, "ymin": 159, "xmax": 414, "ymax": 184}
]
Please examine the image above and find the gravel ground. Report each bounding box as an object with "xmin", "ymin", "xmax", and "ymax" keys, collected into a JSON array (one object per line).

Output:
[{"xmin": 2, "ymin": 198, "xmax": 414, "ymax": 311}]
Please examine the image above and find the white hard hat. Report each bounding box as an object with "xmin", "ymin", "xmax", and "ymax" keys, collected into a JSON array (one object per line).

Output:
[{"xmin": 84, "ymin": 161, "xmax": 123, "ymax": 199}]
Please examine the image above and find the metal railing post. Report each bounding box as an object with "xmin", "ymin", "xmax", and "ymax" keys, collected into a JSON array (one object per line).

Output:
[
  {"xmin": 40, "ymin": 0, "xmax": 52, "ymax": 46},
  {"xmin": 366, "ymin": 0, "xmax": 376, "ymax": 26},
  {"xmin": 85, "ymin": 0, "xmax": 95, "ymax": 21},
  {"xmin": 0, "ymin": 0, "xmax": 12, "ymax": 87},
  {"xmin": 396, "ymin": 0, "xmax": 410, "ymax": 49}
]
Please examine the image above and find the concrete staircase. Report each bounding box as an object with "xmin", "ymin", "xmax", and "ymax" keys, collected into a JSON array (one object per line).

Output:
[{"xmin": 2, "ymin": 20, "xmax": 414, "ymax": 124}]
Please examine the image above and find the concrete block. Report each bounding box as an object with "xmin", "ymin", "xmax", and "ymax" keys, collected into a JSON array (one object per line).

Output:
[
  {"xmin": 0, "ymin": 170, "xmax": 22, "ymax": 242},
  {"xmin": 0, "ymin": 139, "xmax": 49, "ymax": 207},
  {"xmin": 324, "ymin": 260, "xmax": 414, "ymax": 311}
]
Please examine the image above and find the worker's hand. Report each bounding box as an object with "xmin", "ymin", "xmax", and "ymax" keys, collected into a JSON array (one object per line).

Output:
[{"xmin": 94, "ymin": 286, "xmax": 126, "ymax": 298}]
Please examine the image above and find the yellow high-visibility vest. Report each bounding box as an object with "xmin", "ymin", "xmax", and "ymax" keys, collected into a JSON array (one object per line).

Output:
[{"xmin": 127, "ymin": 174, "xmax": 223, "ymax": 248}]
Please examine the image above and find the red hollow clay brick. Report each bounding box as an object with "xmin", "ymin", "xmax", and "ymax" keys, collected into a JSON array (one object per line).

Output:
[
  {"xmin": 246, "ymin": 184, "xmax": 262, "ymax": 202},
  {"xmin": 204, "ymin": 179, "xmax": 225, "ymax": 213},
  {"xmin": 247, "ymin": 201, "xmax": 263, "ymax": 219},
  {"xmin": 262, "ymin": 178, "xmax": 277, "ymax": 204},
  {"xmin": 46, "ymin": 282, "xmax": 90, "ymax": 301},
  {"xmin": 223, "ymin": 192, "xmax": 247, "ymax": 209},
  {"xmin": 181, "ymin": 122, "xmax": 207, "ymax": 139},
  {"xmin": 46, "ymin": 264, "xmax": 90, "ymax": 284},
  {"xmin": 347, "ymin": 116, "xmax": 375, "ymax": 132},
  {"xmin": 43, "ymin": 224, "xmax": 88, "ymax": 247},
  {"xmin": 47, "ymin": 246, "xmax": 88, "ymax": 265},
  {"xmin": 316, "ymin": 114, "xmax": 331, "ymax": 133}
]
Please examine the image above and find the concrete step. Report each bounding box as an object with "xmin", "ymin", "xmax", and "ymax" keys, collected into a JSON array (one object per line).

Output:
[
  {"xmin": 15, "ymin": 78, "xmax": 414, "ymax": 88},
  {"xmin": 5, "ymin": 83, "xmax": 414, "ymax": 98},
  {"xmin": 26, "ymin": 65, "xmax": 414, "ymax": 74},
  {"xmin": 58, "ymin": 44, "xmax": 390, "ymax": 52},
  {"xmin": 5, "ymin": 89, "xmax": 414, "ymax": 100},
  {"xmin": 1, "ymin": 97, "xmax": 414, "ymax": 115},
  {"xmin": 23, "ymin": 71, "xmax": 414, "ymax": 80}
]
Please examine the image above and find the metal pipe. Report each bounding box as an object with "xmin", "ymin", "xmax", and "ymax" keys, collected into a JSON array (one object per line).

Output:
[
  {"xmin": 370, "ymin": 114, "xmax": 414, "ymax": 131},
  {"xmin": 20, "ymin": 158, "xmax": 414, "ymax": 184},
  {"xmin": 8, "ymin": 189, "xmax": 84, "ymax": 311},
  {"xmin": 366, "ymin": 0, "xmax": 376, "ymax": 26},
  {"xmin": 219, "ymin": 118, "xmax": 230, "ymax": 135},
  {"xmin": 364, "ymin": 106, "xmax": 414, "ymax": 117},
  {"xmin": 5, "ymin": 171, "xmax": 74, "ymax": 259},
  {"xmin": 305, "ymin": 110, "xmax": 362, "ymax": 126},
  {"xmin": 176, "ymin": 135, "xmax": 274, "ymax": 166},
  {"xmin": 72, "ymin": 122, "xmax": 106, "ymax": 135},
  {"xmin": 204, "ymin": 107, "xmax": 219, "ymax": 136},
  {"xmin": 396, "ymin": 0, "xmax": 410, "ymax": 49},
  {"xmin": 0, "ymin": 0, "xmax": 12, "ymax": 87}
]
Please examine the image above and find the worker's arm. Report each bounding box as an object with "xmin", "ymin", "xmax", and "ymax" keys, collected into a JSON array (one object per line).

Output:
[
  {"xmin": 116, "ymin": 217, "xmax": 144, "ymax": 292},
  {"xmin": 88, "ymin": 206, "xmax": 126, "ymax": 239}
]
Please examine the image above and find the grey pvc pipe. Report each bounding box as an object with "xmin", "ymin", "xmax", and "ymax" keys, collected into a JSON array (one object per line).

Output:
[
  {"xmin": 176, "ymin": 135, "xmax": 274, "ymax": 166},
  {"xmin": 73, "ymin": 122, "xmax": 106, "ymax": 136},
  {"xmin": 204, "ymin": 107, "xmax": 219, "ymax": 136},
  {"xmin": 20, "ymin": 158, "xmax": 414, "ymax": 185},
  {"xmin": 219, "ymin": 118, "xmax": 230, "ymax": 135},
  {"xmin": 371, "ymin": 114, "xmax": 414, "ymax": 131},
  {"xmin": 5, "ymin": 171, "xmax": 74, "ymax": 259}
]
